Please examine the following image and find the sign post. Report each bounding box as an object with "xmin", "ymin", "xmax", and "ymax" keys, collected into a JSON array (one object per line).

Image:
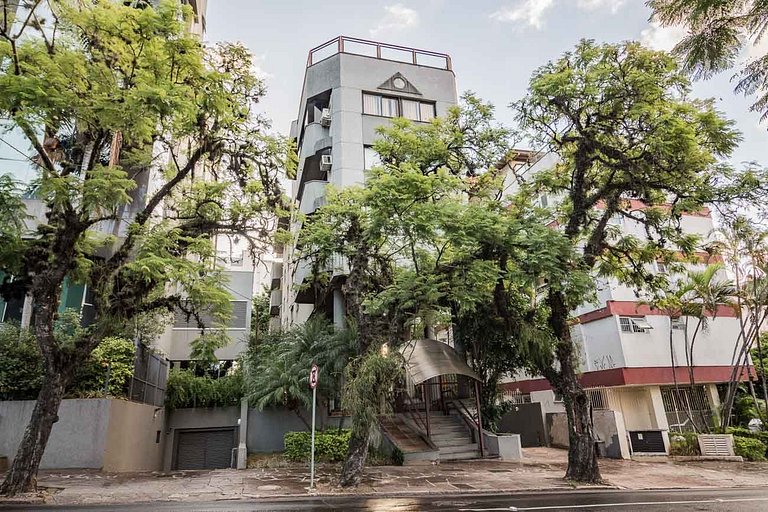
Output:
[{"xmin": 309, "ymin": 363, "xmax": 319, "ymax": 489}]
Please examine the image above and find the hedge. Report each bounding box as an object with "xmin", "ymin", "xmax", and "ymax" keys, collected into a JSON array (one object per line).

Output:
[
  {"xmin": 284, "ymin": 430, "xmax": 351, "ymax": 462},
  {"xmin": 669, "ymin": 432, "xmax": 701, "ymax": 456},
  {"xmin": 165, "ymin": 368, "xmax": 244, "ymax": 409},
  {"xmin": 733, "ymin": 436, "xmax": 767, "ymax": 461}
]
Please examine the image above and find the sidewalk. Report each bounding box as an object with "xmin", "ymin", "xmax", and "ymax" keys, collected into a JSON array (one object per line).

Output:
[{"xmin": 3, "ymin": 448, "xmax": 768, "ymax": 506}]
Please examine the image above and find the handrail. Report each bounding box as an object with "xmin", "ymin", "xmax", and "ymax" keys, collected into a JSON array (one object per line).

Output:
[{"xmin": 307, "ymin": 35, "xmax": 452, "ymax": 70}]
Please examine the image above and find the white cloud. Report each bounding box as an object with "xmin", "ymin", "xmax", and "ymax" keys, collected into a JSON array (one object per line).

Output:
[
  {"xmin": 576, "ymin": 0, "xmax": 625, "ymax": 13},
  {"xmin": 369, "ymin": 4, "xmax": 420, "ymax": 37},
  {"xmin": 490, "ymin": 0, "xmax": 555, "ymax": 30},
  {"xmin": 251, "ymin": 54, "xmax": 273, "ymax": 80},
  {"xmin": 640, "ymin": 20, "xmax": 687, "ymax": 51}
]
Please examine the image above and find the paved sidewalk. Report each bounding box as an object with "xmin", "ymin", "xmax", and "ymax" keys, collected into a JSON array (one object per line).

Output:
[{"xmin": 2, "ymin": 448, "xmax": 768, "ymax": 506}]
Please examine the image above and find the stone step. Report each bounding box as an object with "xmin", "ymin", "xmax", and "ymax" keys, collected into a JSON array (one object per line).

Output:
[
  {"xmin": 438, "ymin": 443, "xmax": 479, "ymax": 454},
  {"xmin": 429, "ymin": 426, "xmax": 469, "ymax": 436},
  {"xmin": 441, "ymin": 450, "xmax": 481, "ymax": 461},
  {"xmin": 432, "ymin": 438, "xmax": 475, "ymax": 448}
]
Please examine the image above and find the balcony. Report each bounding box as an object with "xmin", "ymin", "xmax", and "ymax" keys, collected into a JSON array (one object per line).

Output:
[
  {"xmin": 299, "ymin": 180, "xmax": 328, "ymax": 215},
  {"xmin": 307, "ymin": 36, "xmax": 452, "ymax": 71}
]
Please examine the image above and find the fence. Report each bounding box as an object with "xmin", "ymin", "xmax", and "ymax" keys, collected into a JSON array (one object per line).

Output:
[
  {"xmin": 128, "ymin": 343, "xmax": 168, "ymax": 407},
  {"xmin": 307, "ymin": 36, "xmax": 452, "ymax": 70},
  {"xmin": 660, "ymin": 385, "xmax": 714, "ymax": 433}
]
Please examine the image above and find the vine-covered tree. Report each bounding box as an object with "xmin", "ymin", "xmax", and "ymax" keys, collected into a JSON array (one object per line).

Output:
[
  {"xmin": 0, "ymin": 0, "xmax": 288, "ymax": 495},
  {"xmin": 512, "ymin": 39, "xmax": 766, "ymax": 482}
]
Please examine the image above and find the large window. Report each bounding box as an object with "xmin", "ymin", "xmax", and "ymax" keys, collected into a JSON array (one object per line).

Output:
[
  {"xmin": 362, "ymin": 93, "xmax": 435, "ymax": 121},
  {"xmin": 174, "ymin": 300, "xmax": 248, "ymax": 330}
]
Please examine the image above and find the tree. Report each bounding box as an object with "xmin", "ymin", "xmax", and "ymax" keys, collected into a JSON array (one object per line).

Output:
[
  {"xmin": 649, "ymin": 0, "xmax": 768, "ymax": 121},
  {"xmin": 512, "ymin": 40, "xmax": 763, "ymax": 482},
  {"xmin": 298, "ymin": 94, "xmax": 565, "ymax": 485},
  {"xmin": 0, "ymin": 0, "xmax": 288, "ymax": 495},
  {"xmin": 243, "ymin": 317, "xmax": 356, "ymax": 428}
]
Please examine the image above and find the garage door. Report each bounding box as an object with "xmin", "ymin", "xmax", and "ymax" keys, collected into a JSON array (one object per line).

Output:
[{"xmin": 175, "ymin": 429, "xmax": 236, "ymax": 470}]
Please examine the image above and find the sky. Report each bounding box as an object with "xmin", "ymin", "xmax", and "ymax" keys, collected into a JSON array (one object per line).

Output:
[{"xmin": 205, "ymin": 0, "xmax": 766, "ymax": 166}]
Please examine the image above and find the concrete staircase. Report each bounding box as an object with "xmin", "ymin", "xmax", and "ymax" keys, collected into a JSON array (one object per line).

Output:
[{"xmin": 426, "ymin": 412, "xmax": 480, "ymax": 461}]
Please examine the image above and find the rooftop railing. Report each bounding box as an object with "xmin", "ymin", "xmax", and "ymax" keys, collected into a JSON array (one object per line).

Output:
[{"xmin": 307, "ymin": 36, "xmax": 452, "ymax": 71}]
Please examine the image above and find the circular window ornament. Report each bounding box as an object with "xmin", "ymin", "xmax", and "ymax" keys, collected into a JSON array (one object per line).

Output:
[{"xmin": 392, "ymin": 77, "xmax": 406, "ymax": 89}]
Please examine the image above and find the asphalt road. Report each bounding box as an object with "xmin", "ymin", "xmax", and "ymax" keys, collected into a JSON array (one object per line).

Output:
[{"xmin": 3, "ymin": 488, "xmax": 768, "ymax": 511}]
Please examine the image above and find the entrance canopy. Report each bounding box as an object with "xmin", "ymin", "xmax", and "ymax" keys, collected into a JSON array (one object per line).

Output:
[{"xmin": 400, "ymin": 338, "xmax": 480, "ymax": 385}]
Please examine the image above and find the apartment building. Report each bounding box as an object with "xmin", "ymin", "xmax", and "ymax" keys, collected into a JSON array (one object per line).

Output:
[
  {"xmin": 270, "ymin": 36, "xmax": 458, "ymax": 329},
  {"xmin": 500, "ymin": 153, "xmax": 744, "ymax": 455}
]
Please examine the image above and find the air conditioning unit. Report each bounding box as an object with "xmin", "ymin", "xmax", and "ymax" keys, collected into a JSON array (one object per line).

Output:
[
  {"xmin": 320, "ymin": 154, "xmax": 333, "ymax": 171},
  {"xmin": 320, "ymin": 108, "xmax": 332, "ymax": 127}
]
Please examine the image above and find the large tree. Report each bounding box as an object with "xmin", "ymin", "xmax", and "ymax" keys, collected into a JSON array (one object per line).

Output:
[
  {"xmin": 0, "ymin": 0, "xmax": 287, "ymax": 495},
  {"xmin": 649, "ymin": 0, "xmax": 768, "ymax": 121},
  {"xmin": 512, "ymin": 39, "xmax": 764, "ymax": 482},
  {"xmin": 297, "ymin": 95, "xmax": 565, "ymax": 486}
]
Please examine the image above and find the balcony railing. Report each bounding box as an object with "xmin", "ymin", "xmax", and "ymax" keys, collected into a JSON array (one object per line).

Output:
[{"xmin": 307, "ymin": 36, "xmax": 452, "ymax": 71}]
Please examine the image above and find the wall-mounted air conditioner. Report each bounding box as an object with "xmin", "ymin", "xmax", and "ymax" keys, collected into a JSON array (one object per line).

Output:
[
  {"xmin": 320, "ymin": 154, "xmax": 333, "ymax": 171},
  {"xmin": 320, "ymin": 108, "xmax": 332, "ymax": 127}
]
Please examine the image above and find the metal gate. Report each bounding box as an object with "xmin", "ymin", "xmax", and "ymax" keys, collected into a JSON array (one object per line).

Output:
[
  {"xmin": 660, "ymin": 385, "xmax": 713, "ymax": 433},
  {"xmin": 629, "ymin": 430, "xmax": 666, "ymax": 453},
  {"xmin": 174, "ymin": 429, "xmax": 236, "ymax": 470}
]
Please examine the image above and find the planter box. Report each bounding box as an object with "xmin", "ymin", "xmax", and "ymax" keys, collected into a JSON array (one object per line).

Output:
[{"xmin": 698, "ymin": 434, "xmax": 735, "ymax": 457}]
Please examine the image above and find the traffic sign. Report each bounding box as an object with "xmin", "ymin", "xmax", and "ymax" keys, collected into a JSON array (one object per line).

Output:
[{"xmin": 309, "ymin": 363, "xmax": 319, "ymax": 389}]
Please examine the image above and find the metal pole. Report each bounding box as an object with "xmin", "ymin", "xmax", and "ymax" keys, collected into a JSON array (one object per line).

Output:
[
  {"xmin": 424, "ymin": 382, "xmax": 431, "ymax": 439},
  {"xmin": 474, "ymin": 380, "xmax": 485, "ymax": 457},
  {"xmin": 310, "ymin": 385, "xmax": 317, "ymax": 489}
]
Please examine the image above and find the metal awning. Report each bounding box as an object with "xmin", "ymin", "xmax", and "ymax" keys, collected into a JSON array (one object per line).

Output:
[{"xmin": 399, "ymin": 338, "xmax": 480, "ymax": 385}]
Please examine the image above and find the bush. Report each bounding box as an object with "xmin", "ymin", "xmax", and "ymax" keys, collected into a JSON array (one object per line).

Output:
[
  {"xmin": 733, "ymin": 436, "xmax": 767, "ymax": 461},
  {"xmin": 0, "ymin": 324, "xmax": 43, "ymax": 400},
  {"xmin": 165, "ymin": 368, "xmax": 244, "ymax": 409},
  {"xmin": 284, "ymin": 429, "xmax": 351, "ymax": 462},
  {"xmin": 669, "ymin": 432, "xmax": 701, "ymax": 456},
  {"xmin": 70, "ymin": 337, "xmax": 136, "ymax": 397}
]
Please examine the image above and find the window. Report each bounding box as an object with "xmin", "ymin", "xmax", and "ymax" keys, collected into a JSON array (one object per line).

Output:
[
  {"xmin": 671, "ymin": 317, "xmax": 686, "ymax": 330},
  {"xmin": 364, "ymin": 146, "xmax": 382, "ymax": 170},
  {"xmin": 620, "ymin": 316, "xmax": 652, "ymax": 333},
  {"xmin": 655, "ymin": 261, "xmax": 668, "ymax": 274},
  {"xmin": 174, "ymin": 300, "xmax": 248, "ymax": 330},
  {"xmin": 536, "ymin": 193, "xmax": 549, "ymax": 208},
  {"xmin": 362, "ymin": 92, "xmax": 435, "ymax": 121}
]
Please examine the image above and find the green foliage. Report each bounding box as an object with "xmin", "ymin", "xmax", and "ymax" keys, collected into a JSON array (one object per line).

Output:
[
  {"xmin": 733, "ymin": 436, "xmax": 767, "ymax": 461},
  {"xmin": 249, "ymin": 289, "xmax": 271, "ymax": 345},
  {"xmin": 283, "ymin": 430, "xmax": 352, "ymax": 462},
  {"xmin": 0, "ymin": 325, "xmax": 43, "ymax": 400},
  {"xmin": 731, "ymin": 389, "xmax": 766, "ymax": 427},
  {"xmin": 650, "ymin": 0, "xmax": 768, "ymax": 120},
  {"xmin": 243, "ymin": 318, "xmax": 357, "ymax": 411},
  {"xmin": 165, "ymin": 368, "xmax": 244, "ymax": 409},
  {"xmin": 342, "ymin": 350, "xmax": 403, "ymax": 436},
  {"xmin": 70, "ymin": 337, "xmax": 136, "ymax": 397},
  {"xmin": 669, "ymin": 432, "xmax": 701, "ymax": 456},
  {"xmin": 0, "ymin": 321, "xmax": 136, "ymax": 399}
]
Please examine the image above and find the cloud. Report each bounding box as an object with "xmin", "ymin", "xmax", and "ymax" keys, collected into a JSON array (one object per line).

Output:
[
  {"xmin": 576, "ymin": 0, "xmax": 625, "ymax": 13},
  {"xmin": 640, "ymin": 20, "xmax": 687, "ymax": 52},
  {"xmin": 490, "ymin": 0, "xmax": 555, "ymax": 29},
  {"xmin": 491, "ymin": 0, "xmax": 625, "ymax": 30},
  {"xmin": 251, "ymin": 54, "xmax": 273, "ymax": 80},
  {"xmin": 369, "ymin": 4, "xmax": 420, "ymax": 37}
]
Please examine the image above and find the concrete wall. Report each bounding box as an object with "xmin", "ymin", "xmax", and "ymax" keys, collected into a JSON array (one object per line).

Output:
[
  {"xmin": 103, "ymin": 400, "xmax": 165, "ymax": 472},
  {"xmin": 546, "ymin": 410, "xmax": 630, "ymax": 459},
  {"xmin": 498, "ymin": 402, "xmax": 548, "ymax": 447},
  {"xmin": 0, "ymin": 399, "xmax": 111, "ymax": 469},
  {"xmin": 246, "ymin": 407, "xmax": 346, "ymax": 453}
]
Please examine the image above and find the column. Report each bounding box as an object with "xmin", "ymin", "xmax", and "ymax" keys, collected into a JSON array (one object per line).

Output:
[{"xmin": 648, "ymin": 385, "xmax": 670, "ymax": 453}]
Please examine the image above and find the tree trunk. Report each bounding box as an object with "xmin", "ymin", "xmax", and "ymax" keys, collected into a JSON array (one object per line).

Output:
[
  {"xmin": 548, "ymin": 290, "xmax": 601, "ymax": 483},
  {"xmin": 0, "ymin": 370, "xmax": 68, "ymax": 496},
  {"xmin": 339, "ymin": 429, "xmax": 371, "ymax": 488}
]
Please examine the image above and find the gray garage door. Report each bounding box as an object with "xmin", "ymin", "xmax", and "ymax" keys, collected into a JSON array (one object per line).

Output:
[{"xmin": 175, "ymin": 429, "xmax": 236, "ymax": 470}]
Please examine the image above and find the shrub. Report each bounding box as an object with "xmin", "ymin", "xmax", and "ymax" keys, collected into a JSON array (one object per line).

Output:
[
  {"xmin": 284, "ymin": 429, "xmax": 351, "ymax": 462},
  {"xmin": 0, "ymin": 324, "xmax": 43, "ymax": 400},
  {"xmin": 669, "ymin": 432, "xmax": 701, "ymax": 456},
  {"xmin": 165, "ymin": 368, "xmax": 244, "ymax": 409},
  {"xmin": 733, "ymin": 436, "xmax": 767, "ymax": 461},
  {"xmin": 70, "ymin": 337, "xmax": 136, "ymax": 397}
]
